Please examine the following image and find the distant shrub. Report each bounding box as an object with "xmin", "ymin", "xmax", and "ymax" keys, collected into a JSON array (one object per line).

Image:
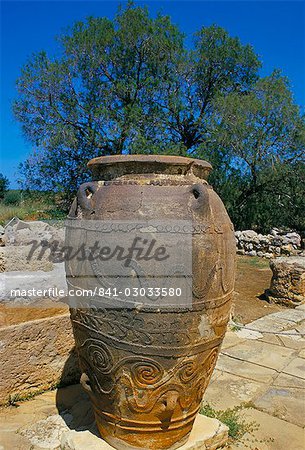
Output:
[
  {"xmin": 3, "ymin": 190, "xmax": 21, "ymax": 205},
  {"xmin": 0, "ymin": 173, "xmax": 9, "ymax": 199}
]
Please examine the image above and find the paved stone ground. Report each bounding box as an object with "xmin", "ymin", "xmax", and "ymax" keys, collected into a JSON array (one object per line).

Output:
[
  {"xmin": 0, "ymin": 307, "xmax": 304, "ymax": 450},
  {"xmin": 0, "ymin": 386, "xmax": 228, "ymax": 450},
  {"xmin": 205, "ymin": 305, "xmax": 305, "ymax": 449}
]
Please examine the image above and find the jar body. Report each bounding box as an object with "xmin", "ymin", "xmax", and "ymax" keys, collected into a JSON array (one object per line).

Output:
[{"xmin": 66, "ymin": 156, "xmax": 236, "ymax": 450}]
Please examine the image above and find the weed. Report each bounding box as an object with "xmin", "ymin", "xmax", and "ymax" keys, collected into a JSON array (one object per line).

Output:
[
  {"xmin": 229, "ymin": 314, "xmax": 243, "ymax": 331},
  {"xmin": 230, "ymin": 323, "xmax": 242, "ymax": 332},
  {"xmin": 200, "ymin": 403, "xmax": 258, "ymax": 440},
  {"xmin": 5, "ymin": 381, "xmax": 64, "ymax": 407},
  {"xmin": 7, "ymin": 390, "xmax": 45, "ymax": 406}
]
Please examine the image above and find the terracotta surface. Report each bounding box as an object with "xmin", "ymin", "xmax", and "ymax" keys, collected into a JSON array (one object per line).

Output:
[{"xmin": 66, "ymin": 155, "xmax": 236, "ymax": 450}]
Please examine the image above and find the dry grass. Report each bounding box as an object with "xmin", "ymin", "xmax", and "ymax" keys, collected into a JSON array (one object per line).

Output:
[{"xmin": 0, "ymin": 192, "xmax": 66, "ymax": 225}]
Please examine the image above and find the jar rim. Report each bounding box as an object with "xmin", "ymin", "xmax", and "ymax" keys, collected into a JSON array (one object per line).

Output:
[{"xmin": 88, "ymin": 155, "xmax": 212, "ymax": 181}]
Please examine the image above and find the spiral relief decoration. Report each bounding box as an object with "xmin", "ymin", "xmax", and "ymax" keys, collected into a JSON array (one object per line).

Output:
[
  {"xmin": 178, "ymin": 360, "xmax": 199, "ymax": 383},
  {"xmin": 206, "ymin": 348, "xmax": 219, "ymax": 379},
  {"xmin": 131, "ymin": 360, "xmax": 164, "ymax": 386},
  {"xmin": 81, "ymin": 339, "xmax": 114, "ymax": 375}
]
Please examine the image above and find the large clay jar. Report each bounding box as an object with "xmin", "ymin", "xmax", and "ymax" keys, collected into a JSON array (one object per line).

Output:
[{"xmin": 66, "ymin": 155, "xmax": 235, "ymax": 450}]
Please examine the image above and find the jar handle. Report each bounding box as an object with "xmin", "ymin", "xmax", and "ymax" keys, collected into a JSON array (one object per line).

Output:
[
  {"xmin": 77, "ymin": 182, "xmax": 98, "ymax": 212},
  {"xmin": 191, "ymin": 183, "xmax": 210, "ymax": 215},
  {"xmin": 80, "ymin": 372, "xmax": 93, "ymax": 393}
]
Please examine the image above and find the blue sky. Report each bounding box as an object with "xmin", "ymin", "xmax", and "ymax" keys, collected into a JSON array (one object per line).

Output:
[{"xmin": 1, "ymin": 1, "xmax": 304, "ymax": 187}]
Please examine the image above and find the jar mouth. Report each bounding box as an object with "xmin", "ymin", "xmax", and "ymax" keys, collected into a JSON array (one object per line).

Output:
[{"xmin": 87, "ymin": 155, "xmax": 212, "ymax": 181}]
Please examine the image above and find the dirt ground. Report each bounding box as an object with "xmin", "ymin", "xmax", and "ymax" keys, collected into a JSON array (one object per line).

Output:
[
  {"xmin": 233, "ymin": 255, "xmax": 284, "ymax": 324},
  {"xmin": 0, "ymin": 255, "xmax": 286, "ymax": 327}
]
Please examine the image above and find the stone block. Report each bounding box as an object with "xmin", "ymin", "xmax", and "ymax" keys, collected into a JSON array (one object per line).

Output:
[
  {"xmin": 0, "ymin": 263, "xmax": 67, "ymax": 301},
  {"xmin": 266, "ymin": 257, "xmax": 305, "ymax": 306},
  {"xmin": 60, "ymin": 414, "xmax": 229, "ymax": 450},
  {"xmin": 254, "ymin": 386, "xmax": 305, "ymax": 427},
  {"xmin": 0, "ymin": 313, "xmax": 80, "ymax": 405},
  {"xmin": 0, "ymin": 246, "xmax": 54, "ymax": 273},
  {"xmin": 3, "ymin": 219, "xmax": 65, "ymax": 247},
  {"xmin": 222, "ymin": 340, "xmax": 295, "ymax": 371}
]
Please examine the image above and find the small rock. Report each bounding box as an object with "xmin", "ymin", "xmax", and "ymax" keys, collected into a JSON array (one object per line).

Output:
[
  {"xmin": 240, "ymin": 230, "xmax": 258, "ymax": 242},
  {"xmin": 258, "ymin": 234, "xmax": 270, "ymax": 245},
  {"xmin": 285, "ymin": 232, "xmax": 301, "ymax": 247},
  {"xmin": 281, "ymin": 244, "xmax": 294, "ymax": 255},
  {"xmin": 237, "ymin": 249, "xmax": 245, "ymax": 255},
  {"xmin": 19, "ymin": 415, "xmax": 70, "ymax": 449},
  {"xmin": 264, "ymin": 253, "xmax": 274, "ymax": 259},
  {"xmin": 271, "ymin": 228, "xmax": 279, "ymax": 236},
  {"xmin": 271, "ymin": 236, "xmax": 283, "ymax": 247},
  {"xmin": 245, "ymin": 242, "xmax": 253, "ymax": 251}
]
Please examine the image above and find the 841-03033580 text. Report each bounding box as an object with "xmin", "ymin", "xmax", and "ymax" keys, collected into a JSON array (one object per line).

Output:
[{"xmin": 95, "ymin": 287, "xmax": 182, "ymax": 297}]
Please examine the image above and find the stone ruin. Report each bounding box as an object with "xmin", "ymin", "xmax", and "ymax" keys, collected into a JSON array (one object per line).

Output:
[
  {"xmin": 265, "ymin": 256, "xmax": 305, "ymax": 307},
  {"xmin": 235, "ymin": 228, "xmax": 305, "ymax": 307},
  {"xmin": 0, "ymin": 218, "xmax": 79, "ymax": 406},
  {"xmin": 235, "ymin": 229, "xmax": 303, "ymax": 258}
]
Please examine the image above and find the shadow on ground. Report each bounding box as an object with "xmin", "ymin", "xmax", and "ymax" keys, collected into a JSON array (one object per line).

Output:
[{"xmin": 55, "ymin": 350, "xmax": 100, "ymax": 436}]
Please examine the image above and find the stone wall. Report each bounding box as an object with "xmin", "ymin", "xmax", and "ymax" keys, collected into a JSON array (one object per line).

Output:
[
  {"xmin": 0, "ymin": 219, "xmax": 79, "ymax": 405},
  {"xmin": 0, "ymin": 314, "xmax": 80, "ymax": 405},
  {"xmin": 235, "ymin": 229, "xmax": 302, "ymax": 258}
]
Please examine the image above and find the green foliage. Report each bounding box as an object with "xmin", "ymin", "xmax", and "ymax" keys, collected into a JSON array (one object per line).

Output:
[
  {"xmin": 3, "ymin": 190, "xmax": 21, "ymax": 206},
  {"xmin": 203, "ymin": 70, "xmax": 305, "ymax": 231},
  {"xmin": 200, "ymin": 403, "xmax": 257, "ymax": 440},
  {"xmin": 0, "ymin": 191, "xmax": 66, "ymax": 225},
  {"xmin": 0, "ymin": 173, "xmax": 9, "ymax": 199},
  {"xmin": 14, "ymin": 4, "xmax": 185, "ymax": 198},
  {"xmin": 14, "ymin": 3, "xmax": 305, "ymax": 230},
  {"xmin": 222, "ymin": 161, "xmax": 305, "ymax": 232}
]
